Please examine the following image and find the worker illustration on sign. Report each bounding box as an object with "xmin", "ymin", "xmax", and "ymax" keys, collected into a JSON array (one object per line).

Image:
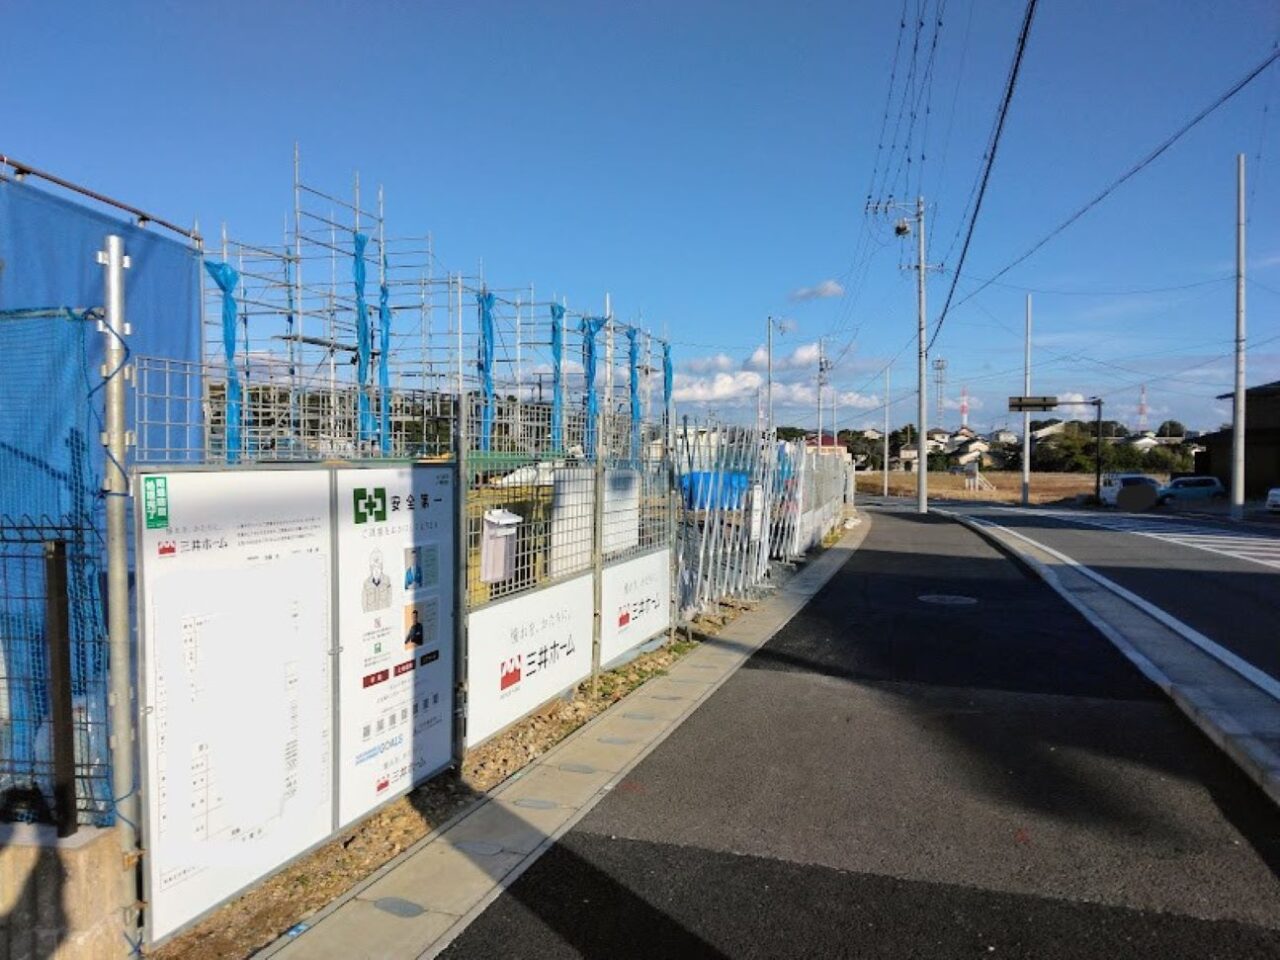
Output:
[
  {"xmin": 404, "ymin": 607, "xmax": 424, "ymax": 649},
  {"xmin": 362, "ymin": 548, "xmax": 392, "ymax": 613}
]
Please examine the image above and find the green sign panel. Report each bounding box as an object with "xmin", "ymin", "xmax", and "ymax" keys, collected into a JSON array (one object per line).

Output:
[{"xmin": 144, "ymin": 476, "xmax": 170, "ymax": 530}]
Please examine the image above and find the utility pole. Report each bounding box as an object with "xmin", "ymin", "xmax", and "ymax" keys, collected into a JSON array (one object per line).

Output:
[
  {"xmin": 1092, "ymin": 397, "xmax": 1104, "ymax": 502},
  {"xmin": 816, "ymin": 337, "xmax": 826, "ymax": 452},
  {"xmin": 767, "ymin": 316, "xmax": 774, "ymax": 433},
  {"xmin": 867, "ymin": 194, "xmax": 934, "ymax": 511},
  {"xmin": 883, "ymin": 366, "xmax": 890, "ymax": 497},
  {"xmin": 1022, "ymin": 294, "xmax": 1032, "ymax": 507},
  {"xmin": 915, "ymin": 195, "xmax": 929, "ymax": 514},
  {"xmin": 1232, "ymin": 153, "xmax": 1247, "ymax": 521}
]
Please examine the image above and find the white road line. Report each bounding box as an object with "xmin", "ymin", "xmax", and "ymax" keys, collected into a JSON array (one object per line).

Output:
[
  {"xmin": 960, "ymin": 514, "xmax": 1280, "ymax": 704},
  {"xmin": 984, "ymin": 507, "xmax": 1280, "ymax": 573}
]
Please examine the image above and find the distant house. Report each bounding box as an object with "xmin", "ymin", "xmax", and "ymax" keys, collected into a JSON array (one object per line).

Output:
[
  {"xmin": 861, "ymin": 427, "xmax": 883, "ymax": 441},
  {"xmin": 988, "ymin": 429, "xmax": 1018, "ymax": 445},
  {"xmin": 953, "ymin": 438, "xmax": 991, "ymax": 467},
  {"xmin": 1196, "ymin": 380, "xmax": 1280, "ymax": 496},
  {"xmin": 1126, "ymin": 432, "xmax": 1160, "ymax": 453}
]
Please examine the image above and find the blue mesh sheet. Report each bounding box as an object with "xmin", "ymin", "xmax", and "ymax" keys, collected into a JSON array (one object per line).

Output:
[
  {"xmin": 477, "ymin": 291, "xmax": 496, "ymax": 452},
  {"xmin": 663, "ymin": 342, "xmax": 673, "ymax": 419},
  {"xmin": 204, "ymin": 261, "xmax": 242, "ymax": 463},
  {"xmin": 579, "ymin": 317, "xmax": 606, "ymax": 457},
  {"xmin": 549, "ymin": 304, "xmax": 565, "ymax": 452},
  {"xmin": 0, "ymin": 179, "xmax": 199, "ymax": 825},
  {"xmin": 379, "ymin": 269, "xmax": 391, "ymax": 455},
  {"xmin": 353, "ymin": 233, "xmax": 373, "ymax": 443}
]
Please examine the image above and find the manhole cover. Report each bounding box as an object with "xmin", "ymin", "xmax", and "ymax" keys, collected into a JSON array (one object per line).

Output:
[
  {"xmin": 373, "ymin": 897, "xmax": 425, "ymax": 918},
  {"xmin": 918, "ymin": 594, "xmax": 979, "ymax": 606}
]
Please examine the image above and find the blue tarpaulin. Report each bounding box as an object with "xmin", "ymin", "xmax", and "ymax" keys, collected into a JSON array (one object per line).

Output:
[
  {"xmin": 627, "ymin": 327, "xmax": 640, "ymax": 460},
  {"xmin": 378, "ymin": 263, "xmax": 391, "ymax": 454},
  {"xmin": 203, "ymin": 261, "xmax": 241, "ymax": 463},
  {"xmin": 550, "ymin": 303, "xmax": 565, "ymax": 451},
  {"xmin": 0, "ymin": 179, "xmax": 200, "ymax": 824},
  {"xmin": 477, "ymin": 291, "xmax": 496, "ymax": 451},
  {"xmin": 580, "ymin": 317, "xmax": 607, "ymax": 457},
  {"xmin": 353, "ymin": 233, "xmax": 373, "ymax": 443}
]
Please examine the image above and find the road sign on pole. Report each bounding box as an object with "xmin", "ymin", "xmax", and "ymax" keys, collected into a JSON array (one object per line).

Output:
[{"xmin": 1008, "ymin": 396, "xmax": 1058, "ymax": 412}]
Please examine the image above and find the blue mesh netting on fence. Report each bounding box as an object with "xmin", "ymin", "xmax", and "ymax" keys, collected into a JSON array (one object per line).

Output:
[{"xmin": 0, "ymin": 178, "xmax": 200, "ymax": 825}]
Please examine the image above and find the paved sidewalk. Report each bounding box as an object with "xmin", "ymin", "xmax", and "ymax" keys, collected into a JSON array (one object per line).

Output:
[
  {"xmin": 438, "ymin": 509, "xmax": 1280, "ymax": 959},
  {"xmin": 256, "ymin": 520, "xmax": 872, "ymax": 960}
]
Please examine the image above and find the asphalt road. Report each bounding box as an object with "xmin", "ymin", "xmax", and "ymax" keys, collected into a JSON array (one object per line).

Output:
[
  {"xmin": 955, "ymin": 503, "xmax": 1280, "ymax": 682},
  {"xmin": 440, "ymin": 509, "xmax": 1280, "ymax": 959}
]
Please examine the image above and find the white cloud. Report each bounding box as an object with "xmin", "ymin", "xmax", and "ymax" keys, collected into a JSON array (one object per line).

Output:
[
  {"xmin": 741, "ymin": 340, "xmax": 822, "ymax": 372},
  {"xmin": 790, "ymin": 279, "xmax": 845, "ymax": 302},
  {"xmin": 672, "ymin": 370, "xmax": 764, "ymax": 403},
  {"xmin": 836, "ymin": 391, "xmax": 878, "ymax": 410},
  {"xmin": 683, "ymin": 352, "xmax": 735, "ymax": 374}
]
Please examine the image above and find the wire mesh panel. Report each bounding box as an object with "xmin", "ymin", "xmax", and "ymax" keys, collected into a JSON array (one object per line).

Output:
[
  {"xmin": 0, "ymin": 313, "xmax": 112, "ymax": 826},
  {"xmin": 675, "ymin": 424, "xmax": 848, "ymax": 616}
]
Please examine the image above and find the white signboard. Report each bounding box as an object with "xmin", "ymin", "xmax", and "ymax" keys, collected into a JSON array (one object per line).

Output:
[
  {"xmin": 334, "ymin": 466, "xmax": 456, "ymax": 827},
  {"xmin": 600, "ymin": 549, "xmax": 672, "ymax": 665},
  {"xmin": 602, "ymin": 468, "xmax": 640, "ymax": 556},
  {"xmin": 465, "ymin": 574, "xmax": 593, "ymax": 747},
  {"xmin": 548, "ymin": 467, "xmax": 592, "ymax": 577},
  {"xmin": 137, "ymin": 469, "xmax": 334, "ymax": 942}
]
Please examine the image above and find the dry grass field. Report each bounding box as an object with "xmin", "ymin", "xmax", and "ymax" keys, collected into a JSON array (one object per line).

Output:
[{"xmin": 852, "ymin": 470, "xmax": 1157, "ymax": 505}]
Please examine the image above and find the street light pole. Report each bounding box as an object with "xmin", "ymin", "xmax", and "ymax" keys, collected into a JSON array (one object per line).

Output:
[
  {"xmin": 1023, "ymin": 294, "xmax": 1032, "ymax": 507},
  {"xmin": 1232, "ymin": 154, "xmax": 1247, "ymax": 520},
  {"xmin": 883, "ymin": 365, "xmax": 890, "ymax": 497},
  {"xmin": 1092, "ymin": 397, "xmax": 1104, "ymax": 502}
]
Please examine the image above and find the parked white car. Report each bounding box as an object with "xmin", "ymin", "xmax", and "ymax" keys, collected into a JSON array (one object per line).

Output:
[
  {"xmin": 1267, "ymin": 487, "xmax": 1280, "ymax": 513},
  {"xmin": 1099, "ymin": 473, "xmax": 1159, "ymax": 507}
]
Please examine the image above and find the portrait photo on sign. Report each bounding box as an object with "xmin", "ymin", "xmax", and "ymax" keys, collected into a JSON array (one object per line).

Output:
[
  {"xmin": 403, "ymin": 597, "xmax": 439, "ymax": 649},
  {"xmin": 403, "ymin": 546, "xmax": 423, "ymax": 590},
  {"xmin": 362, "ymin": 547, "xmax": 392, "ymax": 613}
]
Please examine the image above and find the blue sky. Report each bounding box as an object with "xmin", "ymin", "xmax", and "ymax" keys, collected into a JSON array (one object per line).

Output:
[{"xmin": 4, "ymin": 0, "xmax": 1278, "ymax": 432}]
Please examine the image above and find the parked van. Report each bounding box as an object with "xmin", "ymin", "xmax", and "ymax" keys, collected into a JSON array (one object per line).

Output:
[{"xmin": 1099, "ymin": 473, "xmax": 1159, "ymax": 507}]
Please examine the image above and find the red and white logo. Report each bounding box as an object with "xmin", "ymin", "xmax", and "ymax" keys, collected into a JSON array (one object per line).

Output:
[
  {"xmin": 376, "ymin": 777, "xmax": 390, "ymax": 794},
  {"xmin": 500, "ymin": 655, "xmax": 522, "ymax": 691},
  {"xmin": 617, "ymin": 608, "xmax": 631, "ymax": 629},
  {"xmin": 158, "ymin": 541, "xmax": 177, "ymax": 557}
]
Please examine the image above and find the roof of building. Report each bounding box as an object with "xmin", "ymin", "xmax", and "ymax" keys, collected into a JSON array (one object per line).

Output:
[{"xmin": 1215, "ymin": 380, "xmax": 1280, "ymax": 401}]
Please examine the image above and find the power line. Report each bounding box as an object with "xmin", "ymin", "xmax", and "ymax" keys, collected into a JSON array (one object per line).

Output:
[
  {"xmin": 953, "ymin": 271, "xmax": 1232, "ymax": 297},
  {"xmin": 926, "ymin": 0, "xmax": 1039, "ymax": 353},
  {"xmin": 950, "ymin": 45, "xmax": 1280, "ymax": 319}
]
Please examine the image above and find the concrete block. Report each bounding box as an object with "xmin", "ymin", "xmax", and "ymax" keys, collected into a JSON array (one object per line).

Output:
[{"xmin": 0, "ymin": 825, "xmax": 123, "ymax": 960}]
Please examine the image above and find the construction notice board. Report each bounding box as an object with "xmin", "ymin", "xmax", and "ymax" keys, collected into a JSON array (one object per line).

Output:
[
  {"xmin": 136, "ymin": 469, "xmax": 335, "ymax": 942},
  {"xmin": 333, "ymin": 466, "xmax": 457, "ymax": 827}
]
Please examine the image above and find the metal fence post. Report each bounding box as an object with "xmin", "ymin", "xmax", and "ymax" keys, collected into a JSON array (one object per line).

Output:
[
  {"xmin": 98, "ymin": 234, "xmax": 140, "ymax": 932},
  {"xmin": 43, "ymin": 540, "xmax": 77, "ymax": 839},
  {"xmin": 590, "ymin": 410, "xmax": 605, "ymax": 695}
]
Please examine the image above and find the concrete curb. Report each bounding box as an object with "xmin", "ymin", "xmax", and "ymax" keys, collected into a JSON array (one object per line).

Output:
[
  {"xmin": 256, "ymin": 517, "xmax": 872, "ymax": 960},
  {"xmin": 939, "ymin": 508, "xmax": 1280, "ymax": 808}
]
